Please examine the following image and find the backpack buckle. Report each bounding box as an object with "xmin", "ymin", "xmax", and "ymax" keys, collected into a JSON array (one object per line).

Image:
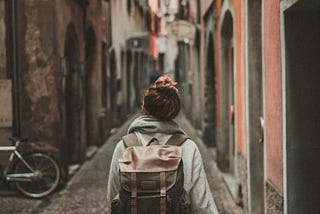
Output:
[{"xmin": 130, "ymin": 198, "xmax": 137, "ymax": 206}]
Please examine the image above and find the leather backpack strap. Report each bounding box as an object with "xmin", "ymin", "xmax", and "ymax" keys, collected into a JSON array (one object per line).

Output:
[
  {"xmin": 122, "ymin": 133, "xmax": 142, "ymax": 148},
  {"xmin": 165, "ymin": 133, "xmax": 190, "ymax": 146}
]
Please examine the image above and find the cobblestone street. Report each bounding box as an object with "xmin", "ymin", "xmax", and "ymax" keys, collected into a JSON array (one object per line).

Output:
[{"xmin": 0, "ymin": 112, "xmax": 243, "ymax": 214}]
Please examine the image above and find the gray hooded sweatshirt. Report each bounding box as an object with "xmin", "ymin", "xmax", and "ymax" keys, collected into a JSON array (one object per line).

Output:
[{"xmin": 106, "ymin": 115, "xmax": 219, "ymax": 214}]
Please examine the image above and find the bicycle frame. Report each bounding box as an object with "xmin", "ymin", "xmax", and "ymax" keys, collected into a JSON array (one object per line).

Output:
[{"xmin": 0, "ymin": 143, "xmax": 35, "ymax": 182}]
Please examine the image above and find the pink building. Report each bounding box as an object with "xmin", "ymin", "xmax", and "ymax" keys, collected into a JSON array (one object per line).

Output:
[{"xmin": 200, "ymin": 0, "xmax": 320, "ymax": 213}]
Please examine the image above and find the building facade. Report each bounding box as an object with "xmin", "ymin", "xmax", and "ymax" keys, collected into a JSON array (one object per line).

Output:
[
  {"xmin": 2, "ymin": 0, "xmax": 320, "ymax": 213},
  {"xmin": 1, "ymin": 0, "xmax": 107, "ymax": 179},
  {"xmin": 0, "ymin": 0, "xmax": 150, "ymax": 182},
  {"xmin": 192, "ymin": 0, "xmax": 320, "ymax": 213}
]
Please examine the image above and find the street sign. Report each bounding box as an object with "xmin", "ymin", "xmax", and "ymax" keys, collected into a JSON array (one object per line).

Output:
[
  {"xmin": 166, "ymin": 20, "xmax": 196, "ymax": 41},
  {"xmin": 126, "ymin": 32, "xmax": 149, "ymax": 52}
]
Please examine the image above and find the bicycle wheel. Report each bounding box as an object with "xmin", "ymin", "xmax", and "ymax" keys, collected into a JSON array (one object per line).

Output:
[{"xmin": 13, "ymin": 152, "xmax": 61, "ymax": 198}]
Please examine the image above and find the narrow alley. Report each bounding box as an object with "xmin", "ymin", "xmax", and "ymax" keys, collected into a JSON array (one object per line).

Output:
[
  {"xmin": 0, "ymin": 112, "xmax": 242, "ymax": 214},
  {"xmin": 1, "ymin": 0, "xmax": 320, "ymax": 213}
]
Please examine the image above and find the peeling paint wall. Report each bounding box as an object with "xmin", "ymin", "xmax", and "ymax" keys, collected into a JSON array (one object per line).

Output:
[
  {"xmin": 21, "ymin": 0, "xmax": 60, "ymax": 140},
  {"xmin": 14, "ymin": 0, "xmax": 86, "ymax": 164}
]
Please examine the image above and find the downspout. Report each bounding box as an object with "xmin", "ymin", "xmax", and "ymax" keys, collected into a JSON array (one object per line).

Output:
[{"xmin": 6, "ymin": 0, "xmax": 21, "ymax": 137}]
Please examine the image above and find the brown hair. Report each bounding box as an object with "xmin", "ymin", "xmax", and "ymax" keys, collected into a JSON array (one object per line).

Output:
[{"xmin": 142, "ymin": 75, "xmax": 181, "ymax": 120}]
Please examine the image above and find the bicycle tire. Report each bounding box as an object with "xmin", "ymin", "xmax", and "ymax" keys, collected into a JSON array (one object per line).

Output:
[{"xmin": 13, "ymin": 152, "xmax": 61, "ymax": 198}]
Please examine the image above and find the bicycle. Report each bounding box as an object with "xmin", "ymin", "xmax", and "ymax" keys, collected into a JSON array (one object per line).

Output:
[{"xmin": 0, "ymin": 136, "xmax": 61, "ymax": 198}]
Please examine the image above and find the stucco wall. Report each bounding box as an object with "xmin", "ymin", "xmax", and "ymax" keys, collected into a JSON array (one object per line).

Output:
[
  {"xmin": 234, "ymin": 0, "xmax": 247, "ymax": 157},
  {"xmin": 110, "ymin": 0, "xmax": 147, "ymax": 111},
  {"xmin": 215, "ymin": 0, "xmax": 247, "ymax": 157},
  {"xmin": 111, "ymin": 0, "xmax": 146, "ymax": 77},
  {"xmin": 264, "ymin": 0, "xmax": 283, "ymax": 192}
]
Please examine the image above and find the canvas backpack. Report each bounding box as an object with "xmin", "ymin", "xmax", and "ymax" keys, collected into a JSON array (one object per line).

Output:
[{"xmin": 111, "ymin": 133, "xmax": 191, "ymax": 214}]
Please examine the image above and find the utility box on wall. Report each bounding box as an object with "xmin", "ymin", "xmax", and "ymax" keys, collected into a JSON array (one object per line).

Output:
[{"xmin": 0, "ymin": 79, "xmax": 12, "ymax": 128}]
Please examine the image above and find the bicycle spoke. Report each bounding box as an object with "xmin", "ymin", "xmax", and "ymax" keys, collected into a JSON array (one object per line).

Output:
[
  {"xmin": 13, "ymin": 153, "xmax": 60, "ymax": 198},
  {"xmin": 41, "ymin": 177, "xmax": 53, "ymax": 188},
  {"xmin": 38, "ymin": 161, "xmax": 53, "ymax": 172},
  {"xmin": 34, "ymin": 157, "xmax": 45, "ymax": 171},
  {"xmin": 30, "ymin": 154, "xmax": 37, "ymax": 169}
]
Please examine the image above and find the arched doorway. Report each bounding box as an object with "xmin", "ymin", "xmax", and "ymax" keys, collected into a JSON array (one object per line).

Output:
[
  {"xmin": 247, "ymin": 0, "xmax": 264, "ymax": 213},
  {"xmin": 203, "ymin": 32, "xmax": 217, "ymax": 147},
  {"xmin": 219, "ymin": 10, "xmax": 235, "ymax": 174},
  {"xmin": 84, "ymin": 26, "xmax": 98, "ymax": 147},
  {"xmin": 101, "ymin": 42, "xmax": 109, "ymax": 139},
  {"xmin": 193, "ymin": 28, "xmax": 202, "ymax": 129},
  {"xmin": 64, "ymin": 24, "xmax": 81, "ymax": 164},
  {"xmin": 175, "ymin": 41, "xmax": 191, "ymax": 117},
  {"xmin": 109, "ymin": 48, "xmax": 117, "ymax": 127}
]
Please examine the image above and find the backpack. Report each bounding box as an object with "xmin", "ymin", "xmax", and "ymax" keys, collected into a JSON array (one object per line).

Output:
[{"xmin": 111, "ymin": 133, "xmax": 191, "ymax": 214}]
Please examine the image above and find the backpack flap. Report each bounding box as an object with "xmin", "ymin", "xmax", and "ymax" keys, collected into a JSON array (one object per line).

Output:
[
  {"xmin": 118, "ymin": 145, "xmax": 182, "ymax": 194},
  {"xmin": 118, "ymin": 145, "xmax": 182, "ymax": 172}
]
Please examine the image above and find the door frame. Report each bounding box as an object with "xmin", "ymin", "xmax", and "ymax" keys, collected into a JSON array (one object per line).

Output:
[{"xmin": 245, "ymin": 0, "xmax": 265, "ymax": 213}]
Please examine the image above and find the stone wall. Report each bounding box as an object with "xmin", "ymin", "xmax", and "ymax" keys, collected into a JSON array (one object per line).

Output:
[
  {"xmin": 237, "ymin": 152, "xmax": 248, "ymax": 212},
  {"xmin": 266, "ymin": 180, "xmax": 284, "ymax": 214}
]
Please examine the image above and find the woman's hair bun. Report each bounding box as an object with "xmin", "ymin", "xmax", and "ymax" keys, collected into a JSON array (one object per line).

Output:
[
  {"xmin": 143, "ymin": 75, "xmax": 181, "ymax": 120},
  {"xmin": 154, "ymin": 75, "xmax": 179, "ymax": 92}
]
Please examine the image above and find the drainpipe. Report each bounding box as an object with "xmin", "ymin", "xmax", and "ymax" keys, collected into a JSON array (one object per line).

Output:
[{"xmin": 6, "ymin": 0, "xmax": 21, "ymax": 137}]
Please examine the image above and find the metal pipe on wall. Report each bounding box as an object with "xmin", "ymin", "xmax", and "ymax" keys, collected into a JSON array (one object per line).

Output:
[{"xmin": 6, "ymin": 0, "xmax": 21, "ymax": 137}]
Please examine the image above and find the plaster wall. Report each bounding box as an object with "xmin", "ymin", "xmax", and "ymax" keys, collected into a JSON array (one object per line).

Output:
[
  {"xmin": 110, "ymin": 0, "xmax": 147, "ymax": 111},
  {"xmin": 187, "ymin": 0, "xmax": 204, "ymax": 129},
  {"xmin": 263, "ymin": 0, "xmax": 283, "ymax": 192},
  {"xmin": 202, "ymin": 0, "xmax": 215, "ymax": 17},
  {"xmin": 233, "ymin": 0, "xmax": 247, "ymax": 156},
  {"xmin": 217, "ymin": 0, "xmax": 247, "ymax": 155},
  {"xmin": 111, "ymin": 0, "xmax": 146, "ymax": 78},
  {"xmin": 194, "ymin": 0, "xmax": 210, "ymax": 129}
]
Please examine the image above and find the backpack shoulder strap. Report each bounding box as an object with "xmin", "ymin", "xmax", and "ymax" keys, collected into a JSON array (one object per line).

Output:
[
  {"xmin": 122, "ymin": 133, "xmax": 142, "ymax": 148},
  {"xmin": 166, "ymin": 133, "xmax": 190, "ymax": 146}
]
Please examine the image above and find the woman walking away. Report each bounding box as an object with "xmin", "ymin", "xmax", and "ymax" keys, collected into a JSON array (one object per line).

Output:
[{"xmin": 107, "ymin": 75, "xmax": 219, "ymax": 214}]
